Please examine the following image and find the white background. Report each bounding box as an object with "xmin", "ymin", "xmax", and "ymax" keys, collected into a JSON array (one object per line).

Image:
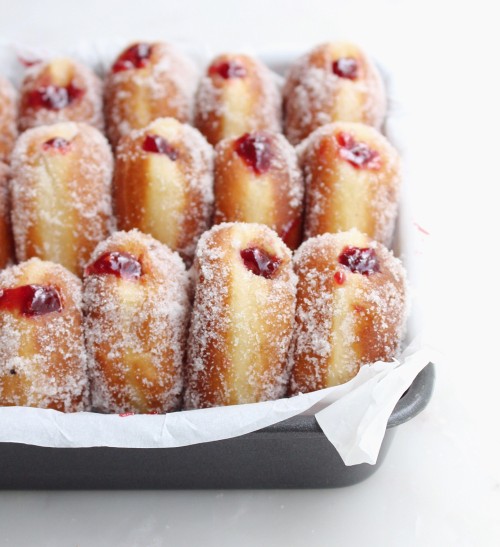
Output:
[{"xmin": 0, "ymin": 0, "xmax": 499, "ymax": 545}]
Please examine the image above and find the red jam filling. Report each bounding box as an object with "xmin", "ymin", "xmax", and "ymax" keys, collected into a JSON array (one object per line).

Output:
[
  {"xmin": 0, "ymin": 285, "xmax": 62, "ymax": 316},
  {"xmin": 85, "ymin": 252, "xmax": 142, "ymax": 281},
  {"xmin": 27, "ymin": 83, "xmax": 84, "ymax": 111},
  {"xmin": 334, "ymin": 270, "xmax": 346, "ymax": 285},
  {"xmin": 337, "ymin": 132, "xmax": 381, "ymax": 170},
  {"xmin": 338, "ymin": 246, "xmax": 380, "ymax": 276},
  {"xmin": 208, "ymin": 60, "xmax": 247, "ymax": 79},
  {"xmin": 332, "ymin": 57, "xmax": 359, "ymax": 80},
  {"xmin": 42, "ymin": 137, "xmax": 71, "ymax": 153},
  {"xmin": 240, "ymin": 247, "xmax": 281, "ymax": 279},
  {"xmin": 235, "ymin": 133, "xmax": 273, "ymax": 174},
  {"xmin": 142, "ymin": 134, "xmax": 178, "ymax": 160},
  {"xmin": 112, "ymin": 43, "xmax": 152, "ymax": 73}
]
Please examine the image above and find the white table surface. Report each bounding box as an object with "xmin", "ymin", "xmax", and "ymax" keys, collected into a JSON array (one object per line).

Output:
[{"xmin": 1, "ymin": 1, "xmax": 499, "ymax": 545}]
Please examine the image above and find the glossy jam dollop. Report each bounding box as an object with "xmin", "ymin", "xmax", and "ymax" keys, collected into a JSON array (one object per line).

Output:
[
  {"xmin": 332, "ymin": 57, "xmax": 359, "ymax": 80},
  {"xmin": 112, "ymin": 43, "xmax": 152, "ymax": 73},
  {"xmin": 142, "ymin": 134, "xmax": 178, "ymax": 160},
  {"xmin": 235, "ymin": 133, "xmax": 273, "ymax": 175},
  {"xmin": 42, "ymin": 137, "xmax": 71, "ymax": 153},
  {"xmin": 334, "ymin": 270, "xmax": 346, "ymax": 285},
  {"xmin": 208, "ymin": 60, "xmax": 247, "ymax": 79},
  {"xmin": 85, "ymin": 252, "xmax": 142, "ymax": 280},
  {"xmin": 240, "ymin": 247, "xmax": 281, "ymax": 279},
  {"xmin": 338, "ymin": 246, "xmax": 380, "ymax": 276},
  {"xmin": 27, "ymin": 83, "xmax": 84, "ymax": 111},
  {"xmin": 337, "ymin": 132, "xmax": 381, "ymax": 170},
  {"xmin": 0, "ymin": 285, "xmax": 62, "ymax": 316}
]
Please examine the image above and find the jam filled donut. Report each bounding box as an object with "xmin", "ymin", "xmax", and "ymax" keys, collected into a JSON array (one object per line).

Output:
[
  {"xmin": 194, "ymin": 54, "xmax": 281, "ymax": 145},
  {"xmin": 214, "ymin": 131, "xmax": 304, "ymax": 249},
  {"xmin": 0, "ymin": 76, "xmax": 17, "ymax": 163},
  {"xmin": 10, "ymin": 122, "xmax": 113, "ymax": 276},
  {"xmin": 83, "ymin": 230, "xmax": 190, "ymax": 414},
  {"xmin": 105, "ymin": 42, "xmax": 197, "ymax": 147},
  {"xmin": 114, "ymin": 117, "xmax": 214, "ymax": 264},
  {"xmin": 0, "ymin": 258, "xmax": 88, "ymax": 411},
  {"xmin": 184, "ymin": 222, "xmax": 297, "ymax": 409},
  {"xmin": 0, "ymin": 162, "xmax": 15, "ymax": 269},
  {"xmin": 18, "ymin": 58, "xmax": 104, "ymax": 132},
  {"xmin": 283, "ymin": 42, "xmax": 386, "ymax": 144},
  {"xmin": 299, "ymin": 122, "xmax": 401, "ymax": 246},
  {"xmin": 289, "ymin": 229, "xmax": 406, "ymax": 394}
]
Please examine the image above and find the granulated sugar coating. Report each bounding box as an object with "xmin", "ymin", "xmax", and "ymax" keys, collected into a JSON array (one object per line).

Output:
[
  {"xmin": 9, "ymin": 122, "xmax": 113, "ymax": 276},
  {"xmin": 194, "ymin": 54, "xmax": 281, "ymax": 146},
  {"xmin": 0, "ymin": 76, "xmax": 17, "ymax": 163},
  {"xmin": 297, "ymin": 121, "xmax": 401, "ymax": 247},
  {"xmin": 0, "ymin": 258, "xmax": 89, "ymax": 411},
  {"xmin": 289, "ymin": 229, "xmax": 407, "ymax": 394},
  {"xmin": 184, "ymin": 222, "xmax": 297, "ymax": 409},
  {"xmin": 114, "ymin": 117, "xmax": 214, "ymax": 264},
  {"xmin": 283, "ymin": 42, "xmax": 386, "ymax": 145},
  {"xmin": 214, "ymin": 131, "xmax": 304, "ymax": 249},
  {"xmin": 83, "ymin": 229, "xmax": 190, "ymax": 414},
  {"xmin": 105, "ymin": 42, "xmax": 198, "ymax": 147},
  {"xmin": 18, "ymin": 58, "xmax": 104, "ymax": 132}
]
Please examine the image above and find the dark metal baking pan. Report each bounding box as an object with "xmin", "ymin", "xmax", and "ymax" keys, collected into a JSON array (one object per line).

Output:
[{"xmin": 0, "ymin": 363, "xmax": 434, "ymax": 489}]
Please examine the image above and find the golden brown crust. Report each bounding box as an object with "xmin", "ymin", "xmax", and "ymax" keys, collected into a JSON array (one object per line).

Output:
[
  {"xmin": 10, "ymin": 122, "xmax": 113, "ymax": 276},
  {"xmin": 83, "ymin": 230, "xmax": 190, "ymax": 414},
  {"xmin": 0, "ymin": 77, "xmax": 18, "ymax": 163},
  {"xmin": 0, "ymin": 162, "xmax": 15, "ymax": 269},
  {"xmin": 105, "ymin": 42, "xmax": 197, "ymax": 147},
  {"xmin": 283, "ymin": 42, "xmax": 386, "ymax": 144},
  {"xmin": 18, "ymin": 58, "xmax": 104, "ymax": 132},
  {"xmin": 0, "ymin": 258, "xmax": 89, "ymax": 411},
  {"xmin": 113, "ymin": 117, "xmax": 214, "ymax": 264},
  {"xmin": 184, "ymin": 222, "xmax": 297, "ymax": 409},
  {"xmin": 194, "ymin": 54, "xmax": 281, "ymax": 146},
  {"xmin": 213, "ymin": 132, "xmax": 304, "ymax": 250},
  {"xmin": 299, "ymin": 122, "xmax": 401, "ymax": 246},
  {"xmin": 289, "ymin": 230, "xmax": 407, "ymax": 394}
]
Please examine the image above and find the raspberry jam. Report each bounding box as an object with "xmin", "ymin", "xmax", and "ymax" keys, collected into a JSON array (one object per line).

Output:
[
  {"xmin": 85, "ymin": 252, "xmax": 142, "ymax": 280},
  {"xmin": 332, "ymin": 57, "xmax": 359, "ymax": 79},
  {"xmin": 27, "ymin": 83, "xmax": 84, "ymax": 111},
  {"xmin": 235, "ymin": 133, "xmax": 273, "ymax": 174},
  {"xmin": 112, "ymin": 43, "xmax": 152, "ymax": 72},
  {"xmin": 42, "ymin": 137, "xmax": 71, "ymax": 153},
  {"xmin": 209, "ymin": 60, "xmax": 247, "ymax": 79},
  {"xmin": 334, "ymin": 270, "xmax": 346, "ymax": 285},
  {"xmin": 142, "ymin": 134, "xmax": 178, "ymax": 160},
  {"xmin": 0, "ymin": 285, "xmax": 62, "ymax": 316},
  {"xmin": 337, "ymin": 132, "xmax": 381, "ymax": 169},
  {"xmin": 240, "ymin": 247, "xmax": 281, "ymax": 279},
  {"xmin": 338, "ymin": 247, "xmax": 380, "ymax": 276}
]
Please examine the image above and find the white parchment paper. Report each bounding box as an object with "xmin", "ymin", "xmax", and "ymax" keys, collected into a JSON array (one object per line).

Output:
[{"xmin": 0, "ymin": 43, "xmax": 435, "ymax": 466}]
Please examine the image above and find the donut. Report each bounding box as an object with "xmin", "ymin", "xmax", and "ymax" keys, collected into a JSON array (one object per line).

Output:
[
  {"xmin": 18, "ymin": 58, "xmax": 104, "ymax": 132},
  {"xmin": 289, "ymin": 229, "xmax": 407, "ymax": 394},
  {"xmin": 105, "ymin": 42, "xmax": 197, "ymax": 147},
  {"xmin": 299, "ymin": 122, "xmax": 401, "ymax": 246},
  {"xmin": 0, "ymin": 258, "xmax": 88, "ymax": 411},
  {"xmin": 113, "ymin": 117, "xmax": 213, "ymax": 264},
  {"xmin": 83, "ymin": 230, "xmax": 190, "ymax": 414},
  {"xmin": 214, "ymin": 131, "xmax": 304, "ymax": 249},
  {"xmin": 10, "ymin": 122, "xmax": 113, "ymax": 276},
  {"xmin": 283, "ymin": 42, "xmax": 386, "ymax": 144},
  {"xmin": 0, "ymin": 162, "xmax": 15, "ymax": 269},
  {"xmin": 194, "ymin": 53, "xmax": 281, "ymax": 145},
  {"xmin": 184, "ymin": 222, "xmax": 297, "ymax": 409},
  {"xmin": 0, "ymin": 76, "xmax": 17, "ymax": 163}
]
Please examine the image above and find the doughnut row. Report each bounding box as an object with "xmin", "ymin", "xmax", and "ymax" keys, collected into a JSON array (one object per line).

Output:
[{"xmin": 0, "ymin": 42, "xmax": 408, "ymax": 413}]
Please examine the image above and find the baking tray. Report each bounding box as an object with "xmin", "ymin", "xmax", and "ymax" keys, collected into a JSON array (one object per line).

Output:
[
  {"xmin": 0, "ymin": 363, "xmax": 434, "ymax": 489},
  {"xmin": 0, "ymin": 46, "xmax": 434, "ymax": 489}
]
